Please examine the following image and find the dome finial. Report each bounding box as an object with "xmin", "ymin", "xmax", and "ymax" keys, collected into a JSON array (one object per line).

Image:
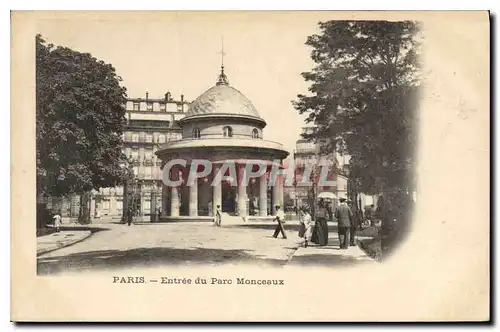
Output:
[{"xmin": 216, "ymin": 36, "xmax": 229, "ymax": 85}]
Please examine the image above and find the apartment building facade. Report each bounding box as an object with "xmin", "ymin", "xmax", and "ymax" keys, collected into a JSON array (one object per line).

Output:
[
  {"xmin": 284, "ymin": 126, "xmax": 349, "ymax": 210},
  {"xmin": 97, "ymin": 92, "xmax": 189, "ymax": 218},
  {"xmin": 47, "ymin": 92, "xmax": 189, "ymax": 219}
]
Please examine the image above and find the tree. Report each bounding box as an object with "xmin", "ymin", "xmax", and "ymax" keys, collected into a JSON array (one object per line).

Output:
[
  {"xmin": 36, "ymin": 34, "xmax": 129, "ymax": 223},
  {"xmin": 293, "ymin": 21, "xmax": 421, "ymax": 257}
]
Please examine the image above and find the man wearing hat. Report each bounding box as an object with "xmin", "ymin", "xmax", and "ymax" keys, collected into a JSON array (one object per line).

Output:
[
  {"xmin": 334, "ymin": 197, "xmax": 354, "ymax": 249},
  {"xmin": 272, "ymin": 205, "xmax": 287, "ymax": 239}
]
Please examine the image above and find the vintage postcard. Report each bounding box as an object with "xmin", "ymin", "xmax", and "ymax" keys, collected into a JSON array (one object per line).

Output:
[{"xmin": 11, "ymin": 11, "xmax": 489, "ymax": 321}]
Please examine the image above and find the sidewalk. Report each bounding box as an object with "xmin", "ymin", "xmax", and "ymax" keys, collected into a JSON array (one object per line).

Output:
[
  {"xmin": 287, "ymin": 220, "xmax": 377, "ymax": 267},
  {"xmin": 37, "ymin": 230, "xmax": 92, "ymax": 256},
  {"xmin": 229, "ymin": 218, "xmax": 377, "ymax": 267},
  {"xmin": 289, "ymin": 236, "xmax": 375, "ymax": 267},
  {"xmin": 63, "ymin": 216, "xmax": 119, "ymax": 224}
]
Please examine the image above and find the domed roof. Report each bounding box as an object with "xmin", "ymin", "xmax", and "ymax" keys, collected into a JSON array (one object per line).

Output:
[{"xmin": 185, "ymin": 67, "xmax": 261, "ymax": 119}]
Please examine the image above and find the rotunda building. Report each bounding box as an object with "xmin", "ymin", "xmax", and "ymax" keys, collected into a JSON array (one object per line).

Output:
[{"xmin": 155, "ymin": 67, "xmax": 289, "ymax": 219}]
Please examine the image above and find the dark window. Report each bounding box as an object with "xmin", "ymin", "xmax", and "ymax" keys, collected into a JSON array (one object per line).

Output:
[
  {"xmin": 223, "ymin": 126, "xmax": 233, "ymax": 138},
  {"xmin": 252, "ymin": 128, "xmax": 259, "ymax": 139},
  {"xmin": 193, "ymin": 128, "xmax": 201, "ymax": 139}
]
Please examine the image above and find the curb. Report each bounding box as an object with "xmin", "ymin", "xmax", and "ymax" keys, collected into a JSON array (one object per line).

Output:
[
  {"xmin": 37, "ymin": 231, "xmax": 92, "ymax": 256},
  {"xmin": 358, "ymin": 238, "xmax": 382, "ymax": 262}
]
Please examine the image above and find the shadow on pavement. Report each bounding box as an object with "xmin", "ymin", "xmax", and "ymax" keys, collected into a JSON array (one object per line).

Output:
[
  {"xmin": 37, "ymin": 247, "xmax": 288, "ymax": 275},
  {"xmin": 232, "ymin": 223, "xmax": 378, "ymax": 238},
  {"xmin": 59, "ymin": 226, "xmax": 111, "ymax": 233}
]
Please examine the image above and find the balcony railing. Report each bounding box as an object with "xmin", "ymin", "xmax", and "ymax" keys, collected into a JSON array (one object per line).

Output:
[
  {"xmin": 293, "ymin": 148, "xmax": 318, "ymax": 154},
  {"xmin": 128, "ymin": 157, "xmax": 162, "ymax": 165},
  {"xmin": 124, "ymin": 136, "xmax": 180, "ymax": 144}
]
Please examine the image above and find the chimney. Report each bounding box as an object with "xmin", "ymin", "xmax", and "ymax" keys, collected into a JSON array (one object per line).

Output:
[
  {"xmin": 146, "ymin": 92, "xmax": 149, "ymax": 100},
  {"xmin": 181, "ymin": 94, "xmax": 184, "ymax": 102},
  {"xmin": 166, "ymin": 91, "xmax": 171, "ymax": 101}
]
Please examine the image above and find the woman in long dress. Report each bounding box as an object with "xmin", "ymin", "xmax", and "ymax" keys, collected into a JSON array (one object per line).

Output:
[
  {"xmin": 299, "ymin": 207, "xmax": 314, "ymax": 247},
  {"xmin": 314, "ymin": 199, "xmax": 329, "ymax": 246},
  {"xmin": 52, "ymin": 210, "xmax": 62, "ymax": 232}
]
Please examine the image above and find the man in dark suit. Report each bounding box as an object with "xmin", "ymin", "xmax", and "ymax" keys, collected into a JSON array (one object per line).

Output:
[{"xmin": 334, "ymin": 197, "xmax": 353, "ymax": 249}]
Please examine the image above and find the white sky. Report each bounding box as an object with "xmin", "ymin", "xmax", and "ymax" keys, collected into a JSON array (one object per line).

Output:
[{"xmin": 34, "ymin": 12, "xmax": 341, "ymax": 154}]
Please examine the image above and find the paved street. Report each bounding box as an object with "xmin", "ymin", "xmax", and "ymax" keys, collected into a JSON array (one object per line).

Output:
[
  {"xmin": 37, "ymin": 230, "xmax": 91, "ymax": 255},
  {"xmin": 37, "ymin": 218, "xmax": 375, "ymax": 275}
]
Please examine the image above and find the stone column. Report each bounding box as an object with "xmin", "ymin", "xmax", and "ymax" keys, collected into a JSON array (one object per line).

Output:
[
  {"xmin": 212, "ymin": 167, "xmax": 222, "ymax": 217},
  {"xmin": 70, "ymin": 195, "xmax": 79, "ymax": 217},
  {"xmin": 150, "ymin": 191, "xmax": 157, "ymax": 221},
  {"xmin": 170, "ymin": 168, "xmax": 180, "ymax": 217},
  {"xmin": 272, "ymin": 175, "xmax": 279, "ymax": 215},
  {"xmin": 122, "ymin": 182, "xmax": 128, "ymax": 222},
  {"xmin": 189, "ymin": 178, "xmax": 198, "ymax": 217},
  {"xmin": 171, "ymin": 187, "xmax": 179, "ymax": 217},
  {"xmin": 259, "ymin": 173, "xmax": 268, "ymax": 216},
  {"xmin": 161, "ymin": 184, "xmax": 168, "ymax": 217},
  {"xmin": 278, "ymin": 174, "xmax": 284, "ymax": 208},
  {"xmin": 237, "ymin": 164, "xmax": 248, "ymax": 216}
]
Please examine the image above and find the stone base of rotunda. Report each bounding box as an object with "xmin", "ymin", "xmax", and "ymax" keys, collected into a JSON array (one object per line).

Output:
[
  {"xmin": 242, "ymin": 215, "xmax": 277, "ymax": 223},
  {"xmin": 158, "ymin": 216, "xmax": 215, "ymax": 223},
  {"xmin": 154, "ymin": 215, "xmax": 278, "ymax": 224}
]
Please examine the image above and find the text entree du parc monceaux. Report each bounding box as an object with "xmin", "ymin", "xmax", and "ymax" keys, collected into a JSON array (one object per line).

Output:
[{"xmin": 113, "ymin": 276, "xmax": 285, "ymax": 286}]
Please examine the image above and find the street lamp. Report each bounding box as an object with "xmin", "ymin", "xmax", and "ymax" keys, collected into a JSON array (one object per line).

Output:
[
  {"xmin": 90, "ymin": 189, "xmax": 99, "ymax": 221},
  {"xmin": 150, "ymin": 180, "xmax": 161, "ymax": 222},
  {"xmin": 309, "ymin": 166, "xmax": 318, "ymax": 220},
  {"xmin": 119, "ymin": 159, "xmax": 130, "ymax": 224}
]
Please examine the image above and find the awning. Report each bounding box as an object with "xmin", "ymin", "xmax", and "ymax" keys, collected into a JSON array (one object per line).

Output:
[{"xmin": 317, "ymin": 192, "xmax": 337, "ymax": 199}]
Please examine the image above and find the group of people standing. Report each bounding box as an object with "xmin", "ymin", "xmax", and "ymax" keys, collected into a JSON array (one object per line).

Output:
[
  {"xmin": 210, "ymin": 197, "xmax": 360, "ymax": 251},
  {"xmin": 298, "ymin": 197, "xmax": 358, "ymax": 249}
]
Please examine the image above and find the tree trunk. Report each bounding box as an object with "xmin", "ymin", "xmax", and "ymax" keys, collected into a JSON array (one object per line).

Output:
[
  {"xmin": 36, "ymin": 193, "xmax": 50, "ymax": 233},
  {"xmin": 78, "ymin": 191, "xmax": 91, "ymax": 224},
  {"xmin": 379, "ymin": 192, "xmax": 391, "ymax": 259}
]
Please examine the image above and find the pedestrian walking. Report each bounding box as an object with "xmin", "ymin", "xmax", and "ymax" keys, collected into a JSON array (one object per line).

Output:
[
  {"xmin": 299, "ymin": 206, "xmax": 313, "ymax": 247},
  {"xmin": 127, "ymin": 206, "xmax": 133, "ymax": 226},
  {"xmin": 326, "ymin": 201, "xmax": 334, "ymax": 221},
  {"xmin": 335, "ymin": 197, "xmax": 354, "ymax": 249},
  {"xmin": 272, "ymin": 205, "xmax": 287, "ymax": 239},
  {"xmin": 94, "ymin": 206, "xmax": 100, "ymax": 219},
  {"xmin": 312, "ymin": 199, "xmax": 329, "ymax": 246},
  {"xmin": 52, "ymin": 211, "xmax": 62, "ymax": 232},
  {"xmin": 214, "ymin": 205, "xmax": 222, "ymax": 227}
]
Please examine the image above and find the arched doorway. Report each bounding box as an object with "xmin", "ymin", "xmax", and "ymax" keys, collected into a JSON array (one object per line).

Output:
[
  {"xmin": 198, "ymin": 179, "xmax": 211, "ymax": 216},
  {"xmin": 221, "ymin": 181, "xmax": 236, "ymax": 214}
]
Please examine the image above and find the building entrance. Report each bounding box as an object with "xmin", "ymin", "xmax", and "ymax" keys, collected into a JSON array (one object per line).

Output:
[{"xmin": 221, "ymin": 183, "xmax": 236, "ymax": 214}]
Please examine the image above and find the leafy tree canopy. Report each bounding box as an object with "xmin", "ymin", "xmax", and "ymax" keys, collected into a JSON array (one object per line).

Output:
[
  {"xmin": 293, "ymin": 21, "xmax": 420, "ymax": 194},
  {"xmin": 36, "ymin": 34, "xmax": 129, "ymax": 197}
]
